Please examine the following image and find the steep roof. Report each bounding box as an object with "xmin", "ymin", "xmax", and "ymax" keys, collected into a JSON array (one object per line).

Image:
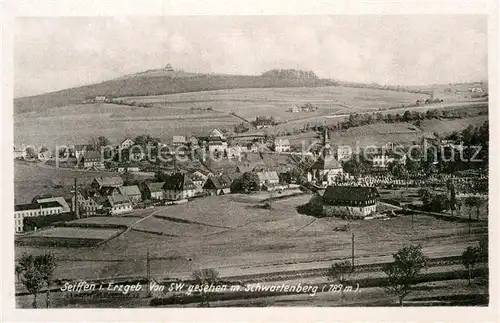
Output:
[
  {"xmin": 311, "ymin": 155, "xmax": 342, "ymax": 170},
  {"xmin": 83, "ymin": 151, "xmax": 101, "ymax": 160},
  {"xmin": 323, "ymin": 186, "xmax": 379, "ymax": 204},
  {"xmin": 94, "ymin": 176, "xmax": 124, "ymax": 188},
  {"xmin": 107, "ymin": 194, "xmax": 131, "ymax": 207},
  {"xmin": 146, "ymin": 182, "xmax": 165, "ymax": 192},
  {"xmin": 275, "ymin": 138, "xmax": 290, "ymax": 146},
  {"xmin": 256, "ymin": 171, "xmax": 279, "ymax": 182},
  {"xmin": 203, "ymin": 173, "xmax": 234, "ymax": 189},
  {"xmin": 163, "ymin": 173, "xmax": 197, "ymax": 191},
  {"xmin": 118, "ymin": 185, "xmax": 141, "ymax": 197}
]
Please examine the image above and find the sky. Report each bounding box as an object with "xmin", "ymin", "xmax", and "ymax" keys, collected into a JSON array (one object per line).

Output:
[{"xmin": 15, "ymin": 15, "xmax": 487, "ymax": 97}]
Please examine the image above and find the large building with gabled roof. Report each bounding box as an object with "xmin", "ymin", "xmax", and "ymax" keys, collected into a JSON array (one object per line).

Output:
[{"xmin": 322, "ymin": 185, "xmax": 379, "ymax": 219}]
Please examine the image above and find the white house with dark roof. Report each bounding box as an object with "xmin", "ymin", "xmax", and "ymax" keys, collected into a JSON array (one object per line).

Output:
[
  {"xmin": 142, "ymin": 182, "xmax": 165, "ymax": 200},
  {"xmin": 321, "ymin": 186, "xmax": 379, "ymax": 219},
  {"xmin": 119, "ymin": 138, "xmax": 135, "ymax": 150},
  {"xmin": 163, "ymin": 173, "xmax": 198, "ymax": 200},
  {"xmin": 172, "ymin": 135, "xmax": 187, "ymax": 146},
  {"xmin": 274, "ymin": 138, "xmax": 291, "ymax": 153},
  {"xmin": 255, "ymin": 170, "xmax": 279, "ymax": 188},
  {"xmin": 105, "ymin": 194, "xmax": 132, "ymax": 215},
  {"xmin": 82, "ymin": 151, "xmax": 104, "ymax": 169}
]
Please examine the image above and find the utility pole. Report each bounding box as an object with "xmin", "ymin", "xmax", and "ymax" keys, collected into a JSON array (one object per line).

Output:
[
  {"xmin": 146, "ymin": 249, "xmax": 151, "ymax": 283},
  {"xmin": 351, "ymin": 233, "xmax": 355, "ymax": 271},
  {"xmin": 74, "ymin": 178, "xmax": 80, "ymax": 219}
]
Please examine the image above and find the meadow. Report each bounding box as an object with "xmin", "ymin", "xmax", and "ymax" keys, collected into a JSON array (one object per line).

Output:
[
  {"xmin": 14, "ymin": 86, "xmax": 485, "ymax": 150},
  {"xmin": 14, "ymin": 161, "xmax": 119, "ymax": 204},
  {"xmin": 15, "ymin": 194, "xmax": 487, "ymax": 281}
]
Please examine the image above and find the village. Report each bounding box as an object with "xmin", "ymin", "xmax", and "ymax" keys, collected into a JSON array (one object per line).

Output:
[{"xmin": 11, "ymin": 14, "xmax": 491, "ymax": 310}]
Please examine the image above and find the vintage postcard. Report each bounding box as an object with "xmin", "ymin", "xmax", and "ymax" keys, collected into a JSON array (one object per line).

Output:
[{"xmin": 2, "ymin": 0, "xmax": 498, "ymax": 321}]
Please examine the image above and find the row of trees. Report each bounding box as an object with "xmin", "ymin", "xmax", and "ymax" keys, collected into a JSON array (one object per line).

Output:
[
  {"xmin": 19, "ymin": 239, "xmax": 488, "ymax": 307},
  {"xmin": 328, "ymin": 241, "xmax": 487, "ymax": 306},
  {"xmin": 336, "ymin": 107, "xmax": 474, "ymax": 131}
]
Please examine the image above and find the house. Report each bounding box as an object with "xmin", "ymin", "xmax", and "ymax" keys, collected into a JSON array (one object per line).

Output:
[
  {"xmin": 14, "ymin": 146, "xmax": 26, "ymax": 159},
  {"xmin": 95, "ymin": 96, "xmax": 107, "ymax": 102},
  {"xmin": 35, "ymin": 197, "xmax": 71, "ymax": 213},
  {"xmin": 188, "ymin": 136, "xmax": 199, "ymax": 149},
  {"xmin": 253, "ymin": 116, "xmax": 275, "ymax": 129},
  {"xmin": 91, "ymin": 176, "xmax": 124, "ymax": 191},
  {"xmin": 82, "ymin": 151, "xmax": 104, "ymax": 169},
  {"xmin": 173, "ymin": 135, "xmax": 187, "ymax": 147},
  {"xmin": 142, "ymin": 182, "xmax": 165, "ymax": 201},
  {"xmin": 38, "ymin": 148, "xmax": 52, "ymax": 160},
  {"xmin": 117, "ymin": 164, "xmax": 141, "ymax": 173},
  {"xmin": 255, "ymin": 170, "xmax": 279, "ymax": 188},
  {"xmin": 118, "ymin": 185, "xmax": 142, "ymax": 204},
  {"xmin": 119, "ymin": 138, "xmax": 135, "ymax": 150},
  {"xmin": 190, "ymin": 170, "xmax": 212, "ymax": 185},
  {"xmin": 209, "ymin": 128, "xmax": 226, "ymax": 140},
  {"xmin": 235, "ymin": 161, "xmax": 265, "ymax": 173},
  {"xmin": 189, "ymin": 172, "xmax": 209, "ymax": 194},
  {"xmin": 208, "ymin": 140, "xmax": 228, "ymax": 154},
  {"xmin": 14, "ymin": 201, "xmax": 64, "ymax": 232},
  {"xmin": 274, "ymin": 138, "xmax": 291, "ymax": 153},
  {"xmin": 227, "ymin": 145, "xmax": 242, "ymax": 159},
  {"xmin": 71, "ymin": 191, "xmax": 104, "ymax": 217},
  {"xmin": 203, "ymin": 173, "xmax": 237, "ymax": 195},
  {"xmin": 73, "ymin": 144, "xmax": 92, "ymax": 159},
  {"xmin": 105, "ymin": 194, "xmax": 133, "ymax": 215},
  {"xmin": 372, "ymin": 152, "xmax": 406, "ymax": 169},
  {"xmin": 287, "ymin": 105, "xmax": 300, "ymax": 113},
  {"xmin": 322, "ymin": 186, "xmax": 379, "ymax": 219},
  {"xmin": 336, "ymin": 146, "xmax": 352, "ymax": 162},
  {"xmin": 163, "ymin": 173, "xmax": 198, "ymax": 200},
  {"xmin": 310, "ymin": 130, "xmax": 343, "ymax": 185}
]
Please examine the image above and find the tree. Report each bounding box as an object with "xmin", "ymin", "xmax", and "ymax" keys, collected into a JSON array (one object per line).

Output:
[
  {"xmin": 16, "ymin": 254, "xmax": 45, "ymax": 308},
  {"xmin": 36, "ymin": 253, "xmax": 57, "ymax": 308},
  {"xmin": 191, "ymin": 268, "xmax": 220, "ymax": 307},
  {"xmin": 234, "ymin": 122, "xmax": 249, "ymax": 133},
  {"xmin": 461, "ymin": 246, "xmax": 478, "ymax": 285},
  {"xmin": 240, "ymin": 172, "xmax": 260, "ymax": 193},
  {"xmin": 383, "ymin": 244, "xmax": 428, "ymax": 306},
  {"xmin": 464, "ymin": 196, "xmax": 479, "ymax": 234},
  {"xmin": 326, "ymin": 260, "xmax": 352, "ymax": 300}
]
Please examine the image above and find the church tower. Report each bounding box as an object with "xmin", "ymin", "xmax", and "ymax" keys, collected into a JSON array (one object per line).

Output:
[{"xmin": 311, "ymin": 127, "xmax": 343, "ymax": 186}]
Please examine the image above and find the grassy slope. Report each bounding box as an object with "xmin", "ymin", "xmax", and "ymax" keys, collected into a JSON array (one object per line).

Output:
[{"xmin": 14, "ymin": 72, "xmax": 335, "ymax": 114}]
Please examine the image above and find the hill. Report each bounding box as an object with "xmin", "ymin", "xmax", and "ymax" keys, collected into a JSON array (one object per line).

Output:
[{"xmin": 14, "ymin": 69, "xmax": 336, "ymax": 114}]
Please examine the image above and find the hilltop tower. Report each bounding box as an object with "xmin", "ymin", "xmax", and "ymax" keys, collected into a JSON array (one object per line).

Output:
[{"xmin": 164, "ymin": 63, "xmax": 174, "ymax": 71}]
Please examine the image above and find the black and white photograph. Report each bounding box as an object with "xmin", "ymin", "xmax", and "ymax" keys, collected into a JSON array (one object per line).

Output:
[{"xmin": 6, "ymin": 5, "xmax": 497, "ymax": 316}]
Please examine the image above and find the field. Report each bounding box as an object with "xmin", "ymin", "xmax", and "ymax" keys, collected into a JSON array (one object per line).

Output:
[
  {"xmin": 278, "ymin": 114, "xmax": 488, "ymax": 149},
  {"xmin": 14, "ymin": 161, "xmax": 120, "ymax": 204},
  {"xmin": 15, "ymin": 194, "xmax": 487, "ymax": 282},
  {"xmin": 118, "ymin": 86, "xmax": 430, "ymax": 122},
  {"xmin": 14, "ymin": 85, "xmax": 486, "ymax": 151},
  {"xmin": 16, "ymin": 227, "xmax": 123, "ymax": 247}
]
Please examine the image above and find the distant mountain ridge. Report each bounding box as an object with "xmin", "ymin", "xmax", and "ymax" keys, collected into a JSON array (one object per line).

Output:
[{"xmin": 14, "ymin": 68, "xmax": 335, "ymax": 114}]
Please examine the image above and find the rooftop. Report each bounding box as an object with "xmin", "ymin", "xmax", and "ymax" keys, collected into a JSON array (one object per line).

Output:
[{"xmin": 323, "ymin": 186, "xmax": 379, "ymax": 204}]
